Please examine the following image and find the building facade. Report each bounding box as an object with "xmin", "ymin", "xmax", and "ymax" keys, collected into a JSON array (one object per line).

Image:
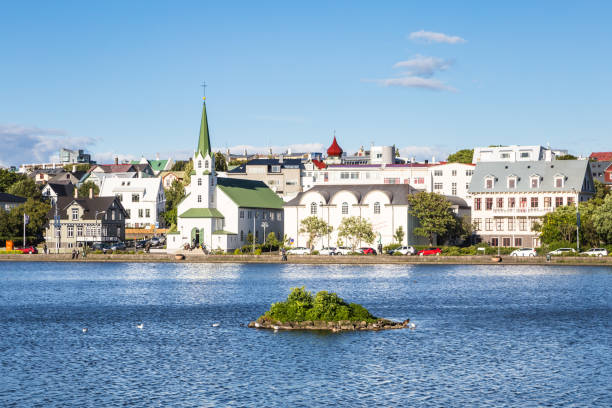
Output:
[
  {"xmin": 0, "ymin": 192, "xmax": 27, "ymax": 211},
  {"xmin": 225, "ymin": 158, "xmax": 303, "ymax": 199},
  {"xmin": 99, "ymin": 177, "xmax": 166, "ymax": 228},
  {"xmin": 472, "ymin": 145, "xmax": 559, "ymax": 163}
]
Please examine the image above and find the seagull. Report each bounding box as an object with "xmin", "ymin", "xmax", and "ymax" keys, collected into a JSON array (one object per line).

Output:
[
  {"xmin": 409, "ymin": 323, "xmax": 416, "ymax": 330},
  {"xmin": 272, "ymin": 325, "xmax": 279, "ymax": 331},
  {"xmin": 254, "ymin": 322, "xmax": 261, "ymax": 328},
  {"xmin": 212, "ymin": 323, "xmax": 220, "ymax": 327},
  {"xmin": 82, "ymin": 328, "xmax": 88, "ymax": 333},
  {"xmin": 136, "ymin": 323, "xmax": 144, "ymax": 329}
]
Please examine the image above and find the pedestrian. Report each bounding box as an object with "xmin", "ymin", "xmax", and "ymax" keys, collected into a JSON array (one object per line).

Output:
[
  {"xmin": 281, "ymin": 247, "xmax": 287, "ymax": 262},
  {"xmin": 43, "ymin": 243, "xmax": 48, "ymax": 255}
]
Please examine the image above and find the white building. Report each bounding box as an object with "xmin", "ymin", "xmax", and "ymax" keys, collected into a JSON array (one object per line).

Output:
[
  {"xmin": 429, "ymin": 162, "xmax": 475, "ymax": 203},
  {"xmin": 284, "ymin": 184, "xmax": 429, "ymax": 249},
  {"xmin": 469, "ymin": 160, "xmax": 595, "ymax": 248},
  {"xmin": 166, "ymin": 98, "xmax": 284, "ymax": 252},
  {"xmin": 472, "ymin": 145, "xmax": 560, "ymax": 163},
  {"xmin": 99, "ymin": 177, "xmax": 166, "ymax": 228}
]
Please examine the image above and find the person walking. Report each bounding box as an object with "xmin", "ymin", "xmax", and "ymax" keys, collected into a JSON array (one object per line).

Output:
[{"xmin": 43, "ymin": 243, "xmax": 47, "ymax": 255}]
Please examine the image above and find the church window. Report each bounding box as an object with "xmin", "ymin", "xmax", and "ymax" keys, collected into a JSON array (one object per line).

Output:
[
  {"xmin": 146, "ymin": 209, "xmax": 150, "ymax": 217},
  {"xmin": 240, "ymin": 210, "xmax": 244, "ymax": 219},
  {"xmin": 240, "ymin": 230, "xmax": 244, "ymax": 241},
  {"xmin": 205, "ymin": 160, "xmax": 209, "ymax": 169},
  {"xmin": 342, "ymin": 202, "xmax": 348, "ymax": 214},
  {"xmin": 138, "ymin": 209, "xmax": 143, "ymax": 217},
  {"xmin": 310, "ymin": 202, "xmax": 317, "ymax": 215},
  {"xmin": 198, "ymin": 178, "xmax": 202, "ymax": 186},
  {"xmin": 198, "ymin": 160, "xmax": 202, "ymax": 169},
  {"xmin": 373, "ymin": 202, "xmax": 380, "ymax": 214},
  {"xmin": 197, "ymin": 195, "xmax": 202, "ymax": 203}
]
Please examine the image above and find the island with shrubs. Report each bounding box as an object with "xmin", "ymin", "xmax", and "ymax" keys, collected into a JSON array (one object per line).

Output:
[{"xmin": 248, "ymin": 287, "xmax": 412, "ymax": 332}]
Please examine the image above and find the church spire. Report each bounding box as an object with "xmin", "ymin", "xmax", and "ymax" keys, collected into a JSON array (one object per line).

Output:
[{"xmin": 197, "ymin": 97, "xmax": 211, "ymax": 158}]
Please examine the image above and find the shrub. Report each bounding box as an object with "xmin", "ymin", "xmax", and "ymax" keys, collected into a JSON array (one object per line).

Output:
[
  {"xmin": 0, "ymin": 250, "xmax": 21, "ymax": 254},
  {"xmin": 383, "ymin": 243, "xmax": 401, "ymax": 253},
  {"xmin": 254, "ymin": 248, "xmax": 262, "ymax": 255},
  {"xmin": 311, "ymin": 250, "xmax": 320, "ymax": 255},
  {"xmin": 233, "ymin": 248, "xmax": 241, "ymax": 255}
]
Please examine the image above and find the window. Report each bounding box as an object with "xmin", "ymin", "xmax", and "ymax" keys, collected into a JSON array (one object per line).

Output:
[
  {"xmin": 519, "ymin": 197, "xmax": 527, "ymax": 208},
  {"xmin": 111, "ymin": 211, "xmax": 115, "ymax": 220},
  {"xmin": 434, "ymin": 183, "xmax": 443, "ymax": 190},
  {"xmin": 474, "ymin": 198, "xmax": 482, "ymax": 210},
  {"xmin": 473, "ymin": 218, "xmax": 481, "ymax": 231},
  {"xmin": 531, "ymin": 177, "xmax": 539, "ymax": 188},
  {"xmin": 384, "ymin": 178, "xmax": 400, "ymax": 184},
  {"xmin": 452, "ymin": 183, "xmax": 457, "ymax": 195},
  {"xmin": 198, "ymin": 160, "xmax": 202, "ymax": 168},
  {"xmin": 452, "ymin": 170, "xmax": 457, "ymax": 177},
  {"xmin": 519, "ymin": 218, "xmax": 527, "ymax": 231},
  {"xmin": 310, "ymin": 202, "xmax": 317, "ymax": 215},
  {"xmin": 146, "ymin": 209, "xmax": 150, "ymax": 218},
  {"xmin": 544, "ymin": 197, "xmax": 551, "ymax": 208},
  {"xmin": 77, "ymin": 225, "xmax": 83, "ymax": 237},
  {"xmin": 508, "ymin": 177, "xmax": 516, "ymax": 189},
  {"xmin": 567, "ymin": 197, "xmax": 574, "ymax": 206},
  {"xmin": 413, "ymin": 177, "xmax": 425, "ymax": 184},
  {"xmin": 197, "ymin": 195, "xmax": 202, "ymax": 203},
  {"xmin": 555, "ymin": 177, "xmax": 564, "ymax": 188},
  {"xmin": 373, "ymin": 202, "xmax": 380, "ymax": 214},
  {"xmin": 138, "ymin": 209, "xmax": 143, "ymax": 218},
  {"xmin": 434, "ymin": 170, "xmax": 443, "ymax": 177},
  {"xmin": 530, "ymin": 197, "xmax": 538, "ymax": 208},
  {"xmin": 240, "ymin": 211, "xmax": 244, "ymax": 219},
  {"xmin": 485, "ymin": 178, "xmax": 494, "ymax": 189},
  {"xmin": 485, "ymin": 198, "xmax": 493, "ymax": 210},
  {"xmin": 496, "ymin": 219, "xmax": 503, "ymax": 231},
  {"xmin": 72, "ymin": 208, "xmax": 78, "ymax": 220},
  {"xmin": 555, "ymin": 197, "xmax": 564, "ymax": 207},
  {"xmin": 500, "ymin": 153, "xmax": 510, "ymax": 159},
  {"xmin": 466, "ymin": 183, "xmax": 470, "ymax": 190},
  {"xmin": 466, "ymin": 170, "xmax": 474, "ymax": 176},
  {"xmin": 67, "ymin": 225, "xmax": 74, "ymax": 238},
  {"xmin": 248, "ymin": 211, "xmax": 252, "ymax": 219},
  {"xmin": 116, "ymin": 194, "xmax": 122, "ymax": 202},
  {"xmin": 507, "ymin": 218, "xmax": 514, "ymax": 231},
  {"xmin": 520, "ymin": 152, "xmax": 530, "ymax": 158},
  {"xmin": 277, "ymin": 212, "xmax": 282, "ymax": 221},
  {"xmin": 342, "ymin": 202, "xmax": 348, "ymax": 215},
  {"xmin": 502, "ymin": 237, "xmax": 511, "ymax": 247},
  {"xmin": 126, "ymin": 209, "xmax": 131, "ymax": 218},
  {"xmin": 350, "ymin": 172, "xmax": 359, "ymax": 179},
  {"xmin": 496, "ymin": 198, "xmax": 504, "ymax": 208},
  {"xmin": 198, "ymin": 178, "xmax": 202, "ymax": 186},
  {"xmin": 514, "ymin": 238, "xmax": 522, "ymax": 247},
  {"xmin": 132, "ymin": 194, "xmax": 139, "ymax": 202},
  {"xmin": 240, "ymin": 230, "xmax": 244, "ymax": 241},
  {"xmin": 271, "ymin": 165, "xmax": 281, "ymax": 173},
  {"xmin": 485, "ymin": 218, "xmax": 493, "ymax": 231},
  {"xmin": 491, "ymin": 237, "xmax": 499, "ymax": 247},
  {"xmin": 340, "ymin": 172, "xmax": 349, "ymax": 179}
]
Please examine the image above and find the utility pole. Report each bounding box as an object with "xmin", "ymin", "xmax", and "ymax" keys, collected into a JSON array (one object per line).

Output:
[{"xmin": 23, "ymin": 213, "xmax": 28, "ymax": 247}]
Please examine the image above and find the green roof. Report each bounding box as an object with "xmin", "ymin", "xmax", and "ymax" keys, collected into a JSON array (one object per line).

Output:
[
  {"xmin": 217, "ymin": 177, "xmax": 284, "ymax": 209},
  {"xmin": 178, "ymin": 208, "xmax": 224, "ymax": 218},
  {"xmin": 197, "ymin": 99, "xmax": 211, "ymax": 158},
  {"xmin": 212, "ymin": 230, "xmax": 236, "ymax": 235},
  {"xmin": 149, "ymin": 160, "xmax": 168, "ymax": 171},
  {"xmin": 167, "ymin": 230, "xmax": 180, "ymax": 235}
]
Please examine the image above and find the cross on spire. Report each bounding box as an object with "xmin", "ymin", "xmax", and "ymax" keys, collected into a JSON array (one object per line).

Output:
[{"xmin": 201, "ymin": 81, "xmax": 207, "ymax": 98}]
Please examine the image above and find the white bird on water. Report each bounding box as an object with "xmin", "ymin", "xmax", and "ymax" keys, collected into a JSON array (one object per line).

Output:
[
  {"xmin": 272, "ymin": 325, "xmax": 279, "ymax": 331},
  {"xmin": 212, "ymin": 323, "xmax": 220, "ymax": 327},
  {"xmin": 136, "ymin": 323, "xmax": 144, "ymax": 330},
  {"xmin": 409, "ymin": 323, "xmax": 416, "ymax": 330},
  {"xmin": 82, "ymin": 328, "xmax": 88, "ymax": 333}
]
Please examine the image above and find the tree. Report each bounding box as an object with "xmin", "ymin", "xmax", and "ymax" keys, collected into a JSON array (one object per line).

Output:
[
  {"xmin": 63, "ymin": 163, "xmax": 91, "ymax": 172},
  {"xmin": 0, "ymin": 199, "xmax": 50, "ymax": 245},
  {"xmin": 592, "ymin": 194, "xmax": 612, "ymax": 244},
  {"xmin": 163, "ymin": 179, "xmax": 186, "ymax": 226},
  {"xmin": 8, "ymin": 178, "xmax": 42, "ymax": 200},
  {"xmin": 337, "ymin": 216, "xmax": 375, "ymax": 250},
  {"xmin": 0, "ymin": 169, "xmax": 27, "ymax": 193},
  {"xmin": 171, "ymin": 160, "xmax": 189, "ymax": 171},
  {"xmin": 446, "ymin": 149, "xmax": 474, "ymax": 164},
  {"xmin": 299, "ymin": 216, "xmax": 333, "ymax": 249},
  {"xmin": 77, "ymin": 181, "xmax": 99, "ymax": 198},
  {"xmin": 593, "ymin": 179, "xmax": 610, "ymax": 201},
  {"xmin": 393, "ymin": 226, "xmax": 405, "ymax": 244},
  {"xmin": 533, "ymin": 205, "xmax": 577, "ymax": 243},
  {"xmin": 215, "ymin": 152, "xmax": 228, "ymax": 172},
  {"xmin": 407, "ymin": 192, "xmax": 456, "ymax": 246},
  {"xmin": 556, "ymin": 154, "xmax": 578, "ymax": 160},
  {"xmin": 183, "ymin": 159, "xmax": 194, "ymax": 186}
]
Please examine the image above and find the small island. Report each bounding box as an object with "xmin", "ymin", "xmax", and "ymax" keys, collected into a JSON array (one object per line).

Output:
[{"xmin": 248, "ymin": 287, "xmax": 411, "ymax": 332}]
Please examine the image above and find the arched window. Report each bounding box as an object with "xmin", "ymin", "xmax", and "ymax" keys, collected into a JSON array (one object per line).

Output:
[
  {"xmin": 205, "ymin": 160, "xmax": 209, "ymax": 169},
  {"xmin": 342, "ymin": 202, "xmax": 348, "ymax": 215},
  {"xmin": 240, "ymin": 230, "xmax": 244, "ymax": 241},
  {"xmin": 374, "ymin": 202, "xmax": 381, "ymax": 214},
  {"xmin": 310, "ymin": 202, "xmax": 317, "ymax": 215},
  {"xmin": 197, "ymin": 195, "xmax": 202, "ymax": 203},
  {"xmin": 198, "ymin": 160, "xmax": 202, "ymax": 169},
  {"xmin": 197, "ymin": 178, "xmax": 202, "ymax": 186}
]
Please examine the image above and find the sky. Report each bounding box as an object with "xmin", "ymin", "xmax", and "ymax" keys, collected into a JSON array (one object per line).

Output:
[{"xmin": 1, "ymin": 1, "xmax": 611, "ymax": 166}]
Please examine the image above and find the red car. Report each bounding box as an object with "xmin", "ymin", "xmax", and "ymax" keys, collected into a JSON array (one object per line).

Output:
[
  {"xmin": 417, "ymin": 247, "xmax": 441, "ymax": 256},
  {"xmin": 359, "ymin": 247, "xmax": 377, "ymax": 255},
  {"xmin": 16, "ymin": 246, "xmax": 38, "ymax": 254}
]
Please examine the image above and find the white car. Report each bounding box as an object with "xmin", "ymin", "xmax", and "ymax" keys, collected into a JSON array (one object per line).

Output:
[
  {"xmin": 335, "ymin": 247, "xmax": 353, "ymax": 255},
  {"xmin": 319, "ymin": 247, "xmax": 338, "ymax": 255},
  {"xmin": 391, "ymin": 246, "xmax": 416, "ymax": 255},
  {"xmin": 548, "ymin": 248, "xmax": 576, "ymax": 256},
  {"xmin": 287, "ymin": 247, "xmax": 311, "ymax": 255},
  {"xmin": 580, "ymin": 248, "xmax": 608, "ymax": 257},
  {"xmin": 510, "ymin": 248, "xmax": 537, "ymax": 257}
]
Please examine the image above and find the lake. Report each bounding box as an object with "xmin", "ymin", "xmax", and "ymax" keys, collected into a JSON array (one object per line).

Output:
[{"xmin": 0, "ymin": 262, "xmax": 611, "ymax": 407}]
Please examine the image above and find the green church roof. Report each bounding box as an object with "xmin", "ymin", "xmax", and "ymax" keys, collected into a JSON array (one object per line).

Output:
[
  {"xmin": 178, "ymin": 208, "xmax": 224, "ymax": 218},
  {"xmin": 197, "ymin": 98, "xmax": 212, "ymax": 158},
  {"xmin": 217, "ymin": 177, "xmax": 284, "ymax": 209}
]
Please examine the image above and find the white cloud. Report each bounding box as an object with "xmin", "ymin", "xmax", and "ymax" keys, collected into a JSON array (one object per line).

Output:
[
  {"xmin": 393, "ymin": 55, "xmax": 453, "ymax": 78},
  {"xmin": 0, "ymin": 124, "xmax": 95, "ymax": 167},
  {"xmin": 369, "ymin": 76, "xmax": 456, "ymax": 92},
  {"xmin": 409, "ymin": 30, "xmax": 466, "ymax": 44},
  {"xmin": 215, "ymin": 143, "xmax": 325, "ymax": 155},
  {"xmin": 399, "ymin": 145, "xmax": 450, "ymax": 162}
]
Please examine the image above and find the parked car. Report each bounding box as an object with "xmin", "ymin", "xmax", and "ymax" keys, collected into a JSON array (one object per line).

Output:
[
  {"xmin": 335, "ymin": 247, "xmax": 353, "ymax": 255},
  {"xmin": 510, "ymin": 248, "xmax": 537, "ymax": 257},
  {"xmin": 91, "ymin": 242, "xmax": 111, "ymax": 253},
  {"xmin": 287, "ymin": 247, "xmax": 311, "ymax": 255},
  {"xmin": 580, "ymin": 248, "xmax": 608, "ymax": 257},
  {"xmin": 319, "ymin": 247, "xmax": 339, "ymax": 255},
  {"xmin": 15, "ymin": 246, "xmax": 38, "ymax": 254},
  {"xmin": 135, "ymin": 240, "xmax": 147, "ymax": 249},
  {"xmin": 149, "ymin": 237, "xmax": 161, "ymax": 247},
  {"xmin": 417, "ymin": 247, "xmax": 442, "ymax": 256},
  {"xmin": 110, "ymin": 242, "xmax": 126, "ymax": 251},
  {"xmin": 359, "ymin": 247, "xmax": 377, "ymax": 255},
  {"xmin": 548, "ymin": 248, "xmax": 576, "ymax": 256},
  {"xmin": 390, "ymin": 246, "xmax": 416, "ymax": 256}
]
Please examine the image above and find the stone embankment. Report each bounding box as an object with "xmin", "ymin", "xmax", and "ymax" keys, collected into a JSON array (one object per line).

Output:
[{"xmin": 248, "ymin": 316, "xmax": 410, "ymax": 332}]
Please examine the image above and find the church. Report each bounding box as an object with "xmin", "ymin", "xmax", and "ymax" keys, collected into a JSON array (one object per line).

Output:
[{"xmin": 166, "ymin": 98, "xmax": 284, "ymax": 252}]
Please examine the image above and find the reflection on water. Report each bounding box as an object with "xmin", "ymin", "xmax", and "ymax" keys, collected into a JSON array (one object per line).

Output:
[{"xmin": 0, "ymin": 262, "xmax": 611, "ymax": 407}]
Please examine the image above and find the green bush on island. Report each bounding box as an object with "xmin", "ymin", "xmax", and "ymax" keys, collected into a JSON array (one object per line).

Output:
[{"xmin": 263, "ymin": 286, "xmax": 378, "ymax": 323}]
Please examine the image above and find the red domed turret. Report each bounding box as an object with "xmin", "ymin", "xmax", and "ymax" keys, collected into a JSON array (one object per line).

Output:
[{"xmin": 326, "ymin": 136, "xmax": 343, "ymax": 157}]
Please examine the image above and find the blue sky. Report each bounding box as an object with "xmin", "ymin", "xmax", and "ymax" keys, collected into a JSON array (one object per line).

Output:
[{"xmin": 1, "ymin": 1, "xmax": 610, "ymax": 166}]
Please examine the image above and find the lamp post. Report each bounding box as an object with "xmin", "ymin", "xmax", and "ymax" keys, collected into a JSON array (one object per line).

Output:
[
  {"xmin": 571, "ymin": 188, "xmax": 580, "ymax": 251},
  {"xmin": 261, "ymin": 220, "xmax": 269, "ymax": 252},
  {"xmin": 95, "ymin": 210, "xmax": 106, "ymax": 245}
]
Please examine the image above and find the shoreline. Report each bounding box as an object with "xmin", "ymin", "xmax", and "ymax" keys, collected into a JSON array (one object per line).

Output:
[{"xmin": 1, "ymin": 253, "xmax": 611, "ymax": 266}]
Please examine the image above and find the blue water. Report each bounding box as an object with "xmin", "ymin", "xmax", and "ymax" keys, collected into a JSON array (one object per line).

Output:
[{"xmin": 0, "ymin": 262, "xmax": 611, "ymax": 407}]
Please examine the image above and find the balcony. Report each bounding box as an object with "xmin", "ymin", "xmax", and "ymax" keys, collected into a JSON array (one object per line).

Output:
[{"xmin": 490, "ymin": 207, "xmax": 552, "ymax": 215}]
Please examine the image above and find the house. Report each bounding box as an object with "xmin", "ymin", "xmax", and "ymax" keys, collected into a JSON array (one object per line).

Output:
[
  {"xmin": 589, "ymin": 152, "xmax": 612, "ymax": 162},
  {"xmin": 428, "ymin": 162, "xmax": 475, "ymax": 203},
  {"xmin": 59, "ymin": 148, "xmax": 95, "ymax": 164},
  {"xmin": 166, "ymin": 98, "xmax": 284, "ymax": 252},
  {"xmin": 225, "ymin": 157, "xmax": 303, "ymax": 198},
  {"xmin": 0, "ymin": 192, "xmax": 27, "ymax": 211},
  {"xmin": 81, "ymin": 161, "xmax": 154, "ymax": 187},
  {"xmin": 590, "ymin": 160, "xmax": 612, "ymax": 185},
  {"xmin": 131, "ymin": 156, "xmax": 175, "ymax": 176},
  {"xmin": 28, "ymin": 168, "xmax": 64, "ymax": 184},
  {"xmin": 469, "ymin": 160, "xmax": 595, "ymax": 248},
  {"xmin": 472, "ymin": 145, "xmax": 561, "ymax": 163},
  {"xmin": 283, "ymin": 184, "xmax": 428, "ymax": 249},
  {"xmin": 99, "ymin": 177, "xmax": 166, "ymax": 228},
  {"xmin": 41, "ymin": 183, "xmax": 75, "ymax": 205},
  {"xmin": 48, "ymin": 170, "xmax": 87, "ymax": 185},
  {"xmin": 44, "ymin": 195, "xmax": 127, "ymax": 252},
  {"xmin": 160, "ymin": 171, "xmax": 185, "ymax": 189}
]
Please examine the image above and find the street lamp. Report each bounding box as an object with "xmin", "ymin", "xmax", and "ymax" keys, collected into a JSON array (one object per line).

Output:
[
  {"xmin": 261, "ymin": 220, "xmax": 269, "ymax": 252},
  {"xmin": 571, "ymin": 188, "xmax": 580, "ymax": 252},
  {"xmin": 95, "ymin": 210, "xmax": 106, "ymax": 245}
]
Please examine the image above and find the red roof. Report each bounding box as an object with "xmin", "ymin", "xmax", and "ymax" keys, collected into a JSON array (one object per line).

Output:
[
  {"xmin": 312, "ymin": 159, "xmax": 327, "ymax": 169},
  {"xmin": 326, "ymin": 136, "xmax": 343, "ymax": 157},
  {"xmin": 589, "ymin": 152, "xmax": 612, "ymax": 161}
]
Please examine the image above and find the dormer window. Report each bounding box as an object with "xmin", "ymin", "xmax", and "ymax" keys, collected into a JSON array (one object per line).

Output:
[
  {"xmin": 530, "ymin": 175, "xmax": 540, "ymax": 189},
  {"xmin": 507, "ymin": 176, "xmax": 517, "ymax": 189},
  {"xmin": 555, "ymin": 174, "xmax": 565, "ymax": 188},
  {"xmin": 485, "ymin": 176, "xmax": 495, "ymax": 189}
]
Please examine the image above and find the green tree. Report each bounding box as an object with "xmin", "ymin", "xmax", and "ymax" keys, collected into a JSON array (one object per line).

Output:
[
  {"xmin": 215, "ymin": 152, "xmax": 228, "ymax": 172},
  {"xmin": 77, "ymin": 181, "xmax": 99, "ymax": 198},
  {"xmin": 593, "ymin": 179, "xmax": 610, "ymax": 201},
  {"xmin": 163, "ymin": 179, "xmax": 186, "ymax": 226},
  {"xmin": 393, "ymin": 225, "xmax": 405, "ymax": 244},
  {"xmin": 555, "ymin": 154, "xmax": 578, "ymax": 160},
  {"xmin": 8, "ymin": 178, "xmax": 42, "ymax": 200},
  {"xmin": 533, "ymin": 205, "xmax": 577, "ymax": 243},
  {"xmin": 407, "ymin": 192, "xmax": 456, "ymax": 246},
  {"xmin": 183, "ymin": 159, "xmax": 194, "ymax": 186},
  {"xmin": 337, "ymin": 216, "xmax": 375, "ymax": 250},
  {"xmin": 171, "ymin": 160, "xmax": 189, "ymax": 171},
  {"xmin": 0, "ymin": 199, "xmax": 50, "ymax": 244},
  {"xmin": 592, "ymin": 194, "xmax": 612, "ymax": 244},
  {"xmin": 63, "ymin": 163, "xmax": 91, "ymax": 172},
  {"xmin": 446, "ymin": 149, "xmax": 474, "ymax": 164},
  {"xmin": 299, "ymin": 216, "xmax": 333, "ymax": 249},
  {"xmin": 0, "ymin": 169, "xmax": 27, "ymax": 193}
]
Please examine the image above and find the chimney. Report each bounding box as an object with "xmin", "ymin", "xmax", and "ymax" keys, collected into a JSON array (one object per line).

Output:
[
  {"xmin": 72, "ymin": 165, "xmax": 77, "ymax": 172},
  {"xmin": 74, "ymin": 187, "xmax": 78, "ymax": 198},
  {"xmin": 89, "ymin": 188, "xmax": 93, "ymax": 199},
  {"xmin": 279, "ymin": 154, "xmax": 284, "ymax": 164},
  {"xmin": 156, "ymin": 152, "xmax": 160, "ymax": 160},
  {"xmin": 114, "ymin": 157, "xmax": 119, "ymax": 165}
]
